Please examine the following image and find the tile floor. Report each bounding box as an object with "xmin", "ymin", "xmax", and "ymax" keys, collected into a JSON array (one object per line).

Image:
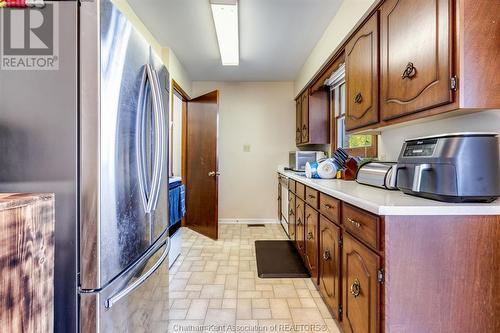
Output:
[{"xmin": 168, "ymin": 224, "xmax": 341, "ymax": 333}]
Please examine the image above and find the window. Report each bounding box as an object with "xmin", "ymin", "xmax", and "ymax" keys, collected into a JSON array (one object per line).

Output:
[{"xmin": 327, "ymin": 64, "xmax": 377, "ymax": 158}]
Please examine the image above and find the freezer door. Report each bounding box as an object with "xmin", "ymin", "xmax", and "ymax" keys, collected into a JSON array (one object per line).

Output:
[{"xmin": 80, "ymin": 237, "xmax": 170, "ymax": 333}]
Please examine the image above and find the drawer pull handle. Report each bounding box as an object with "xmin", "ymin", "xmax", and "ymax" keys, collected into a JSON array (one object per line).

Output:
[
  {"xmin": 354, "ymin": 92, "xmax": 363, "ymax": 104},
  {"xmin": 347, "ymin": 217, "xmax": 361, "ymax": 229},
  {"xmin": 350, "ymin": 279, "xmax": 361, "ymax": 298},
  {"xmin": 307, "ymin": 232, "xmax": 313, "ymax": 240},
  {"xmin": 307, "ymin": 194, "xmax": 316, "ymax": 199},
  {"xmin": 297, "ymin": 218, "xmax": 302, "ymax": 225},
  {"xmin": 324, "ymin": 203, "xmax": 334, "ymax": 209},
  {"xmin": 401, "ymin": 62, "xmax": 416, "ymax": 79},
  {"xmin": 323, "ymin": 250, "xmax": 331, "ymax": 261},
  {"xmin": 306, "ymin": 213, "xmax": 311, "ymax": 220},
  {"xmin": 289, "ymin": 209, "xmax": 294, "ymax": 216}
]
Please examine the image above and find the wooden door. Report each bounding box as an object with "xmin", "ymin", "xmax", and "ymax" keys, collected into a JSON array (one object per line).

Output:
[
  {"xmin": 288, "ymin": 192, "xmax": 296, "ymax": 241},
  {"xmin": 304, "ymin": 205, "xmax": 319, "ymax": 280},
  {"xmin": 295, "ymin": 198, "xmax": 305, "ymax": 256},
  {"xmin": 380, "ymin": 0, "xmax": 453, "ymax": 120},
  {"xmin": 342, "ymin": 234, "xmax": 380, "ymax": 333},
  {"xmin": 345, "ymin": 13, "xmax": 379, "ymax": 130},
  {"xmin": 319, "ymin": 216, "xmax": 341, "ymax": 320},
  {"xmin": 301, "ymin": 92, "xmax": 309, "ymax": 143},
  {"xmin": 185, "ymin": 91, "xmax": 219, "ymax": 240},
  {"xmin": 296, "ymin": 99, "xmax": 302, "ymax": 145}
]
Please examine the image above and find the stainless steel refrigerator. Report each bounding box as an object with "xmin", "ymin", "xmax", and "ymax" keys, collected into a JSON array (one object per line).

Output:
[{"xmin": 0, "ymin": 1, "xmax": 170, "ymax": 332}]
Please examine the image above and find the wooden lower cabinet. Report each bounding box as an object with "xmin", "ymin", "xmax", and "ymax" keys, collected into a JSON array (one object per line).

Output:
[
  {"xmin": 304, "ymin": 204, "xmax": 319, "ymax": 280},
  {"xmin": 319, "ymin": 216, "xmax": 341, "ymax": 320},
  {"xmin": 288, "ymin": 193, "xmax": 296, "ymax": 241},
  {"xmin": 295, "ymin": 198, "xmax": 305, "ymax": 256},
  {"xmin": 342, "ymin": 233, "xmax": 381, "ymax": 333}
]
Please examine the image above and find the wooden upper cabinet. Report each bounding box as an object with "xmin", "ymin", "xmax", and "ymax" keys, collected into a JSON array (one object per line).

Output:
[
  {"xmin": 301, "ymin": 92, "xmax": 310, "ymax": 143},
  {"xmin": 296, "ymin": 89, "xmax": 330, "ymax": 146},
  {"xmin": 345, "ymin": 13, "xmax": 379, "ymax": 130},
  {"xmin": 380, "ymin": 0, "xmax": 453, "ymax": 120},
  {"xmin": 295, "ymin": 98, "xmax": 302, "ymax": 145},
  {"xmin": 342, "ymin": 234, "xmax": 380, "ymax": 333}
]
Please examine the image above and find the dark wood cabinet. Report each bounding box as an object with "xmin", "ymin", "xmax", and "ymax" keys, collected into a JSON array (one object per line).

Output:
[
  {"xmin": 304, "ymin": 204, "xmax": 319, "ymax": 280},
  {"xmin": 301, "ymin": 92, "xmax": 310, "ymax": 143},
  {"xmin": 345, "ymin": 13, "xmax": 379, "ymax": 130},
  {"xmin": 295, "ymin": 89, "xmax": 330, "ymax": 146},
  {"xmin": 380, "ymin": 0, "xmax": 453, "ymax": 120},
  {"xmin": 288, "ymin": 192, "xmax": 296, "ymax": 241},
  {"xmin": 342, "ymin": 233, "xmax": 381, "ymax": 333},
  {"xmin": 319, "ymin": 216, "xmax": 341, "ymax": 320},
  {"xmin": 295, "ymin": 98, "xmax": 302, "ymax": 145},
  {"xmin": 295, "ymin": 198, "xmax": 305, "ymax": 256},
  {"xmin": 283, "ymin": 176, "xmax": 500, "ymax": 332}
]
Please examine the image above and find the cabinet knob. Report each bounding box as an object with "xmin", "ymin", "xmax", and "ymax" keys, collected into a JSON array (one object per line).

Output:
[
  {"xmin": 323, "ymin": 250, "xmax": 331, "ymax": 261},
  {"xmin": 354, "ymin": 92, "xmax": 363, "ymax": 104},
  {"xmin": 307, "ymin": 232, "xmax": 313, "ymax": 240},
  {"xmin": 347, "ymin": 217, "xmax": 361, "ymax": 229},
  {"xmin": 350, "ymin": 279, "xmax": 361, "ymax": 298},
  {"xmin": 401, "ymin": 62, "xmax": 417, "ymax": 79}
]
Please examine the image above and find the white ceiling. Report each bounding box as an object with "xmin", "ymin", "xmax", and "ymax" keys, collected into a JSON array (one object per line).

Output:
[{"xmin": 128, "ymin": 0, "xmax": 342, "ymax": 81}]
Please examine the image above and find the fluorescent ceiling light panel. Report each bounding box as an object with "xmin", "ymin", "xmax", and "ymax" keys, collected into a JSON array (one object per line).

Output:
[{"xmin": 210, "ymin": 0, "xmax": 239, "ymax": 66}]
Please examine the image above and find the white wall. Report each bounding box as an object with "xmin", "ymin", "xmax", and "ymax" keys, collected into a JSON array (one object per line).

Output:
[
  {"xmin": 379, "ymin": 110, "xmax": 500, "ymax": 160},
  {"xmin": 294, "ymin": 0, "xmax": 377, "ymax": 95},
  {"xmin": 191, "ymin": 82, "xmax": 296, "ymax": 220}
]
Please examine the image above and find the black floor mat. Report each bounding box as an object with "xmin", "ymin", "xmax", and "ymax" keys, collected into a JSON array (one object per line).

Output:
[{"xmin": 255, "ymin": 240, "xmax": 310, "ymax": 278}]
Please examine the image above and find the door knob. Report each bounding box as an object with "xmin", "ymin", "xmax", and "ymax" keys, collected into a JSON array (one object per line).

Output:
[{"xmin": 208, "ymin": 171, "xmax": 220, "ymax": 177}]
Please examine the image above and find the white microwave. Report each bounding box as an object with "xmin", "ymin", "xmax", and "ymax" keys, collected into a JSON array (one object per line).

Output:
[{"xmin": 289, "ymin": 151, "xmax": 326, "ymax": 171}]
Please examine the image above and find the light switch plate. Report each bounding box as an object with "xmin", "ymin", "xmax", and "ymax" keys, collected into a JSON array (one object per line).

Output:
[{"xmin": 243, "ymin": 144, "xmax": 251, "ymax": 152}]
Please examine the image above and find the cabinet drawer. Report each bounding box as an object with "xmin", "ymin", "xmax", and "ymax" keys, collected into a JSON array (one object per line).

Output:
[
  {"xmin": 305, "ymin": 187, "xmax": 319, "ymax": 209},
  {"xmin": 319, "ymin": 193, "xmax": 340, "ymax": 224},
  {"xmin": 296, "ymin": 182, "xmax": 305, "ymax": 200},
  {"xmin": 342, "ymin": 203, "xmax": 380, "ymax": 251},
  {"xmin": 289, "ymin": 179, "xmax": 296, "ymax": 193}
]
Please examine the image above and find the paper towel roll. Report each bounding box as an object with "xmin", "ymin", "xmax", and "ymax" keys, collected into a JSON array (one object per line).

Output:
[
  {"xmin": 317, "ymin": 160, "xmax": 338, "ymax": 179},
  {"xmin": 305, "ymin": 161, "xmax": 321, "ymax": 179}
]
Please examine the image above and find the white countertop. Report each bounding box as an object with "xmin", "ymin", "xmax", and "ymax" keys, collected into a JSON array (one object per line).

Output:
[{"xmin": 278, "ymin": 166, "xmax": 500, "ymax": 216}]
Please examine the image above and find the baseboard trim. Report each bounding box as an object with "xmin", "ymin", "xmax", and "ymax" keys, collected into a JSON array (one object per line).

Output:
[{"xmin": 219, "ymin": 218, "xmax": 279, "ymax": 225}]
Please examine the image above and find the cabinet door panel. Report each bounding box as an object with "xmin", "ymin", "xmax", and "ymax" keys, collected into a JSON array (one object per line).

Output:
[
  {"xmin": 296, "ymin": 199, "xmax": 305, "ymax": 256},
  {"xmin": 296, "ymin": 99, "xmax": 302, "ymax": 144},
  {"xmin": 304, "ymin": 205, "xmax": 318, "ymax": 280},
  {"xmin": 301, "ymin": 92, "xmax": 309, "ymax": 143},
  {"xmin": 380, "ymin": 0, "xmax": 453, "ymax": 120},
  {"xmin": 346, "ymin": 13, "xmax": 379, "ymax": 130},
  {"xmin": 319, "ymin": 216, "xmax": 341, "ymax": 320},
  {"xmin": 342, "ymin": 234, "xmax": 380, "ymax": 333},
  {"xmin": 288, "ymin": 193, "xmax": 296, "ymax": 241}
]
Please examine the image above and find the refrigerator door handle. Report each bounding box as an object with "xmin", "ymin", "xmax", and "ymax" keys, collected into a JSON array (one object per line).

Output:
[
  {"xmin": 147, "ymin": 66, "xmax": 165, "ymax": 213},
  {"xmin": 105, "ymin": 238, "xmax": 170, "ymax": 309},
  {"xmin": 136, "ymin": 65, "xmax": 151, "ymax": 213}
]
